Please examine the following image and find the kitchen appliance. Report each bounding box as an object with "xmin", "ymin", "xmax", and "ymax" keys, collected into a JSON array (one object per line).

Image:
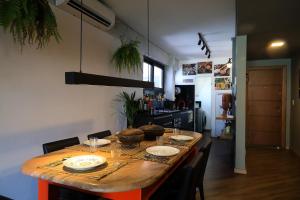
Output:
[{"xmin": 175, "ymin": 85, "xmax": 195, "ymax": 110}]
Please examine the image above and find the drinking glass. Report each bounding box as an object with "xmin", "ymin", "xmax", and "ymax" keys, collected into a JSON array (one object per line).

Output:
[
  {"xmin": 89, "ymin": 137, "xmax": 97, "ymax": 153},
  {"xmin": 173, "ymin": 128, "xmax": 180, "ymax": 135},
  {"xmin": 111, "ymin": 143, "xmax": 121, "ymax": 159},
  {"xmin": 156, "ymin": 136, "xmax": 164, "ymax": 145}
]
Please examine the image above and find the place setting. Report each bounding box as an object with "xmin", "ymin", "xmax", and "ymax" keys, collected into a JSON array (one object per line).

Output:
[
  {"xmin": 66, "ymin": 137, "xmax": 112, "ymax": 153},
  {"xmin": 39, "ymin": 153, "xmax": 128, "ymax": 181}
]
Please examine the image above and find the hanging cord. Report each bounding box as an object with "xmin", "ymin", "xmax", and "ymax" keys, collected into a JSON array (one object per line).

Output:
[
  {"xmin": 147, "ymin": 0, "xmax": 150, "ymax": 56},
  {"xmin": 79, "ymin": 0, "xmax": 83, "ymax": 73},
  {"xmin": 147, "ymin": 0, "xmax": 150, "ymax": 81}
]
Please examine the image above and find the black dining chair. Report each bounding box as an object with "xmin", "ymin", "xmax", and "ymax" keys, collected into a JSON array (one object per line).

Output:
[
  {"xmin": 197, "ymin": 138, "xmax": 212, "ymax": 200},
  {"xmin": 151, "ymin": 152, "xmax": 204, "ymax": 200},
  {"xmin": 87, "ymin": 130, "xmax": 112, "ymax": 139},
  {"xmin": 0, "ymin": 195, "xmax": 12, "ymax": 200},
  {"xmin": 42, "ymin": 137, "xmax": 108, "ymax": 200},
  {"xmin": 42, "ymin": 137, "xmax": 80, "ymax": 154}
]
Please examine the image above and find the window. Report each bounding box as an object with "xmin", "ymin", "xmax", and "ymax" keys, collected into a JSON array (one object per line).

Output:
[
  {"xmin": 142, "ymin": 56, "xmax": 165, "ymax": 90},
  {"xmin": 143, "ymin": 62, "xmax": 152, "ymax": 82},
  {"xmin": 154, "ymin": 66, "xmax": 163, "ymax": 88}
]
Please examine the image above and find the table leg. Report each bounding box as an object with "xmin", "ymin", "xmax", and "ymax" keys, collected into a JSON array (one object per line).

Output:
[{"xmin": 38, "ymin": 179, "xmax": 49, "ymax": 200}]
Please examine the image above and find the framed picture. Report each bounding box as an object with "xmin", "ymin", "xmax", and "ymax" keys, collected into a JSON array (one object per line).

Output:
[
  {"xmin": 197, "ymin": 62, "xmax": 212, "ymax": 74},
  {"xmin": 215, "ymin": 77, "xmax": 231, "ymax": 90},
  {"xmin": 214, "ymin": 64, "xmax": 230, "ymax": 76},
  {"xmin": 182, "ymin": 64, "xmax": 196, "ymax": 75}
]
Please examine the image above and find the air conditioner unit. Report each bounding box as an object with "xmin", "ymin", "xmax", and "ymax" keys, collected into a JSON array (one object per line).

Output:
[{"xmin": 53, "ymin": 0, "xmax": 115, "ymax": 31}]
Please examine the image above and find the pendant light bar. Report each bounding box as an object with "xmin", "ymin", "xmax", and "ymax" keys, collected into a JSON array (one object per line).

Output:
[
  {"xmin": 65, "ymin": 0, "xmax": 154, "ymax": 88},
  {"xmin": 65, "ymin": 72, "xmax": 154, "ymax": 88}
]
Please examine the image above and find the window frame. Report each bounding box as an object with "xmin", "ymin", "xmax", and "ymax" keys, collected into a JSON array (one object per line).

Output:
[{"xmin": 143, "ymin": 56, "xmax": 165, "ymax": 92}]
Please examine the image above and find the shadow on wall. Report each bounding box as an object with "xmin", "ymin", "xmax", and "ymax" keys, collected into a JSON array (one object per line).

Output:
[{"xmin": 0, "ymin": 120, "xmax": 94, "ymax": 199}]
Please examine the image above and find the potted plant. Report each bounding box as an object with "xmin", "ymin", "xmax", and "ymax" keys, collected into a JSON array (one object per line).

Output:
[
  {"xmin": 0, "ymin": 0, "xmax": 61, "ymax": 48},
  {"xmin": 117, "ymin": 91, "xmax": 140, "ymax": 128},
  {"xmin": 112, "ymin": 39, "xmax": 142, "ymax": 73}
]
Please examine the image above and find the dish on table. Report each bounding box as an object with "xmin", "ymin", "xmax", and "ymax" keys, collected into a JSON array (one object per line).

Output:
[
  {"xmin": 146, "ymin": 146, "xmax": 180, "ymax": 157},
  {"xmin": 170, "ymin": 135, "xmax": 194, "ymax": 141},
  {"xmin": 83, "ymin": 139, "xmax": 111, "ymax": 146},
  {"xmin": 63, "ymin": 155, "xmax": 107, "ymax": 171}
]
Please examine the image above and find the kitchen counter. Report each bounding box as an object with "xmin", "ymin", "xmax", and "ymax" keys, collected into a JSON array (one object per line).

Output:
[{"xmin": 134, "ymin": 109, "xmax": 194, "ymax": 131}]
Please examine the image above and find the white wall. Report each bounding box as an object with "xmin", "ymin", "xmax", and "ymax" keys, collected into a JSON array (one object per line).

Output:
[
  {"xmin": 0, "ymin": 6, "xmax": 171, "ymax": 200},
  {"xmin": 234, "ymin": 35, "xmax": 247, "ymax": 174},
  {"xmin": 165, "ymin": 56, "xmax": 179, "ymax": 100},
  {"xmin": 175, "ymin": 57, "xmax": 232, "ymax": 135}
]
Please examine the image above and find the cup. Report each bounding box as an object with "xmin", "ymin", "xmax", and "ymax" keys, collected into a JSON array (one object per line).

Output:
[
  {"xmin": 111, "ymin": 143, "xmax": 121, "ymax": 159},
  {"xmin": 156, "ymin": 136, "xmax": 164, "ymax": 145},
  {"xmin": 89, "ymin": 137, "xmax": 97, "ymax": 153},
  {"xmin": 173, "ymin": 128, "xmax": 180, "ymax": 135}
]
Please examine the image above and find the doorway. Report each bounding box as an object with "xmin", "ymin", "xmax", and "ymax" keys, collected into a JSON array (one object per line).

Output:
[{"xmin": 246, "ymin": 66, "xmax": 286, "ymax": 147}]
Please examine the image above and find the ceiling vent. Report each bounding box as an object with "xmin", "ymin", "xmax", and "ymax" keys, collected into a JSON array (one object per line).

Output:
[{"xmin": 53, "ymin": 0, "xmax": 115, "ymax": 31}]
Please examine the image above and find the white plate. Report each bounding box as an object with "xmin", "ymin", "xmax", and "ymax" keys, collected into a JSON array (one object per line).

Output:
[
  {"xmin": 170, "ymin": 135, "xmax": 194, "ymax": 141},
  {"xmin": 63, "ymin": 155, "xmax": 106, "ymax": 171},
  {"xmin": 146, "ymin": 146, "xmax": 180, "ymax": 157},
  {"xmin": 83, "ymin": 139, "xmax": 111, "ymax": 146}
]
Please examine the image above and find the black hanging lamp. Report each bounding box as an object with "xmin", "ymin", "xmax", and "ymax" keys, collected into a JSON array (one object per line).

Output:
[{"xmin": 65, "ymin": 0, "xmax": 153, "ymax": 88}]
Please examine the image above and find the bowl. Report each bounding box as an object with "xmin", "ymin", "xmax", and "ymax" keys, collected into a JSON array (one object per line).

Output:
[
  {"xmin": 138, "ymin": 124, "xmax": 165, "ymax": 140},
  {"xmin": 117, "ymin": 128, "xmax": 144, "ymax": 147}
]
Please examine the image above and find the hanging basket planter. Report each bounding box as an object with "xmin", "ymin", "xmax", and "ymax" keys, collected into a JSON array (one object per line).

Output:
[
  {"xmin": 112, "ymin": 39, "xmax": 142, "ymax": 73},
  {"xmin": 0, "ymin": 0, "xmax": 61, "ymax": 48}
]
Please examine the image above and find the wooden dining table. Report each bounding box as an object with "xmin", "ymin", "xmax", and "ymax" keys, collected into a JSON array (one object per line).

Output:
[{"xmin": 22, "ymin": 130, "xmax": 202, "ymax": 200}]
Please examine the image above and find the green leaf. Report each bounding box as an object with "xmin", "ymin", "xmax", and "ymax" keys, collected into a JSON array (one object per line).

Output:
[
  {"xmin": 0, "ymin": 0, "xmax": 61, "ymax": 49},
  {"xmin": 112, "ymin": 39, "xmax": 142, "ymax": 74}
]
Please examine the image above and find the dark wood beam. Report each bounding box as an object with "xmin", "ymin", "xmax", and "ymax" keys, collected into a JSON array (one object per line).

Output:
[{"xmin": 65, "ymin": 72, "xmax": 154, "ymax": 88}]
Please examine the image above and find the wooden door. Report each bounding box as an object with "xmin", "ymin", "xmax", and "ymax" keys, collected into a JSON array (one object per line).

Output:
[{"xmin": 246, "ymin": 67, "xmax": 286, "ymax": 147}]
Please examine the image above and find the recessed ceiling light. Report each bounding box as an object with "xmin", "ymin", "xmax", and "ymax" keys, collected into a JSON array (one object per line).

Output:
[{"xmin": 270, "ymin": 41, "xmax": 285, "ymax": 47}]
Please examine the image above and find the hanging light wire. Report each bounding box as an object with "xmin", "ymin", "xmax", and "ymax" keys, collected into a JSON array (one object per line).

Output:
[
  {"xmin": 147, "ymin": 0, "xmax": 150, "ymax": 56},
  {"xmin": 147, "ymin": 0, "xmax": 150, "ymax": 82},
  {"xmin": 79, "ymin": 0, "xmax": 83, "ymax": 73}
]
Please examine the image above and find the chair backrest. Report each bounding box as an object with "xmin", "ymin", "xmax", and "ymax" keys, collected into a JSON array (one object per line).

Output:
[
  {"xmin": 198, "ymin": 138, "xmax": 212, "ymax": 181},
  {"xmin": 177, "ymin": 152, "xmax": 204, "ymax": 200},
  {"xmin": 0, "ymin": 195, "xmax": 12, "ymax": 200},
  {"xmin": 42, "ymin": 137, "xmax": 80, "ymax": 154},
  {"xmin": 87, "ymin": 130, "xmax": 111, "ymax": 139}
]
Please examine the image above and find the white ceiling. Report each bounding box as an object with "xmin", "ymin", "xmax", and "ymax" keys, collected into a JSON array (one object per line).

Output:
[{"xmin": 104, "ymin": 0, "xmax": 235, "ymax": 61}]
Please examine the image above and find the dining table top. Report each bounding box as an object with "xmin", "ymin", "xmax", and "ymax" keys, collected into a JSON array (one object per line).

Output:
[{"xmin": 22, "ymin": 130, "xmax": 203, "ymax": 193}]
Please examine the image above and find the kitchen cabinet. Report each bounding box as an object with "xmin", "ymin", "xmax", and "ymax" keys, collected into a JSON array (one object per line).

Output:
[{"xmin": 133, "ymin": 110, "xmax": 194, "ymax": 131}]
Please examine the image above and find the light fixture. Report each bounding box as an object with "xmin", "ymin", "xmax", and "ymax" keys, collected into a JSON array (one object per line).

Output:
[
  {"xmin": 205, "ymin": 49, "xmax": 209, "ymax": 55},
  {"xmin": 65, "ymin": 0, "xmax": 153, "ymax": 88},
  {"xmin": 198, "ymin": 32, "xmax": 211, "ymax": 58},
  {"xmin": 198, "ymin": 39, "xmax": 202, "ymax": 46},
  {"xmin": 197, "ymin": 33, "xmax": 202, "ymax": 45},
  {"xmin": 270, "ymin": 40, "xmax": 285, "ymax": 47}
]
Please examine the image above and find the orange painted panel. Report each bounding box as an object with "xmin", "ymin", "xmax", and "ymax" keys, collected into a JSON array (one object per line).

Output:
[{"xmin": 38, "ymin": 179, "xmax": 48, "ymax": 200}]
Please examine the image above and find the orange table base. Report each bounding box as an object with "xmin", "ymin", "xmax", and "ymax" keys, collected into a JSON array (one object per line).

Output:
[{"xmin": 38, "ymin": 179, "xmax": 142, "ymax": 200}]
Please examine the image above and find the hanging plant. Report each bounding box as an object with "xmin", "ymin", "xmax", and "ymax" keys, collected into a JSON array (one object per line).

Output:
[
  {"xmin": 112, "ymin": 39, "xmax": 142, "ymax": 73},
  {"xmin": 0, "ymin": 0, "xmax": 61, "ymax": 48}
]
